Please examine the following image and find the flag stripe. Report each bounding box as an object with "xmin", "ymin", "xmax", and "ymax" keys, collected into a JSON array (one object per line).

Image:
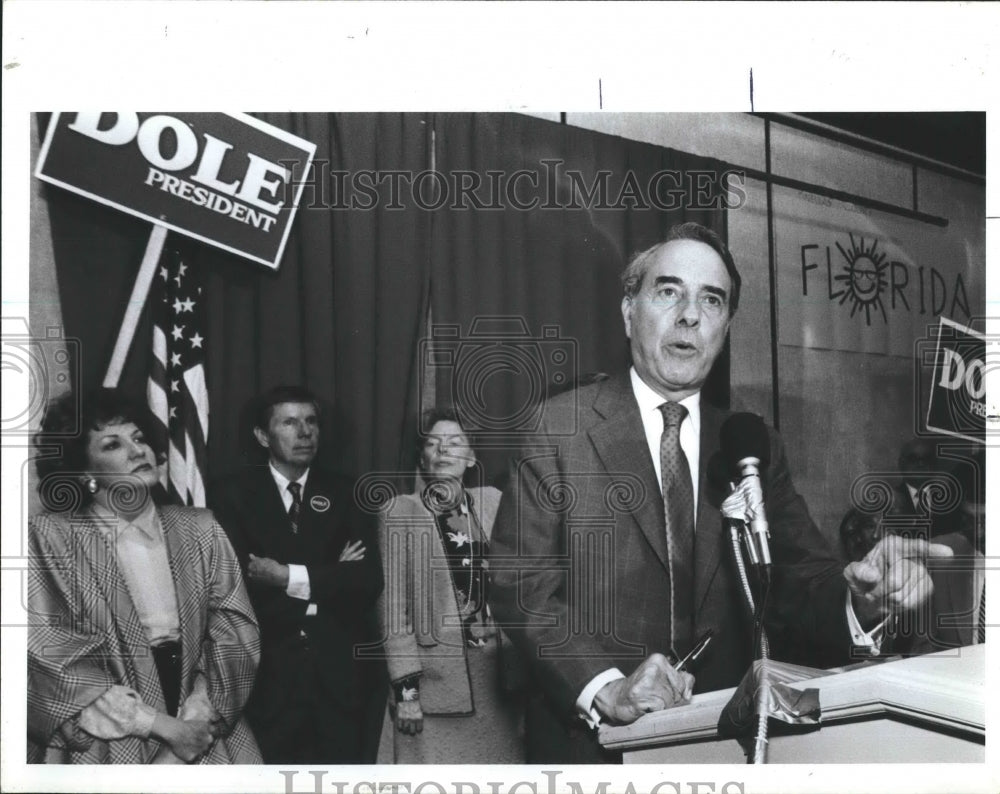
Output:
[
  {"xmin": 152, "ymin": 325, "xmax": 168, "ymax": 366},
  {"xmin": 181, "ymin": 376, "xmax": 208, "ymax": 472},
  {"xmin": 146, "ymin": 244, "xmax": 209, "ymax": 508},
  {"xmin": 183, "ymin": 365, "xmax": 209, "ymax": 437}
]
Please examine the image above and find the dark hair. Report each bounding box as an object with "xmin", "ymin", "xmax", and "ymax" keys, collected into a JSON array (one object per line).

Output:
[
  {"xmin": 620, "ymin": 222, "xmax": 742, "ymax": 316},
  {"xmin": 839, "ymin": 507, "xmax": 882, "ymax": 562},
  {"xmin": 897, "ymin": 437, "xmax": 938, "ymax": 471},
  {"xmin": 417, "ymin": 406, "xmax": 467, "ymax": 452},
  {"xmin": 34, "ymin": 388, "xmax": 164, "ymax": 505},
  {"xmin": 254, "ymin": 385, "xmax": 320, "ymax": 430}
]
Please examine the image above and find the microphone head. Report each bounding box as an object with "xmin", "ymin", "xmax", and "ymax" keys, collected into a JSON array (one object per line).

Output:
[
  {"xmin": 720, "ymin": 412, "xmax": 771, "ymax": 474},
  {"xmin": 707, "ymin": 451, "xmax": 732, "ymax": 490}
]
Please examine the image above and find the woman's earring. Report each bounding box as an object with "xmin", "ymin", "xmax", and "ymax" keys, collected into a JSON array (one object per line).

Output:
[{"xmin": 86, "ymin": 478, "xmax": 99, "ymax": 494}]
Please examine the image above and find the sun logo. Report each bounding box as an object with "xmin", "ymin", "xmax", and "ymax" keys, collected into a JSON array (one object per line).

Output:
[{"xmin": 833, "ymin": 235, "xmax": 889, "ymax": 325}]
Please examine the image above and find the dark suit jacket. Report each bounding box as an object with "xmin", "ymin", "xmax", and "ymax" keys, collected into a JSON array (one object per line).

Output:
[
  {"xmin": 210, "ymin": 465, "xmax": 383, "ymax": 723},
  {"xmin": 489, "ymin": 373, "xmax": 854, "ymax": 732},
  {"xmin": 894, "ymin": 531, "xmax": 983, "ymax": 654},
  {"xmin": 888, "ymin": 479, "xmax": 961, "ymax": 540}
]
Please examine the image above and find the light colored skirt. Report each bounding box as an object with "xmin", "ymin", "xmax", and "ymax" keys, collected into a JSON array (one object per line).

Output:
[{"xmin": 377, "ymin": 637, "xmax": 525, "ymax": 764}]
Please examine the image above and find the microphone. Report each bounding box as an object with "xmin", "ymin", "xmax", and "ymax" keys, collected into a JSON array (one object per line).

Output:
[{"xmin": 720, "ymin": 413, "xmax": 772, "ymax": 568}]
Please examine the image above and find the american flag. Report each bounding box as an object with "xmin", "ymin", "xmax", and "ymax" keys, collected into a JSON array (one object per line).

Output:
[{"xmin": 147, "ymin": 245, "xmax": 209, "ymax": 506}]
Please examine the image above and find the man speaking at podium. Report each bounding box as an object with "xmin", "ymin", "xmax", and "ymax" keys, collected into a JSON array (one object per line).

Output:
[{"xmin": 488, "ymin": 222, "xmax": 952, "ymax": 763}]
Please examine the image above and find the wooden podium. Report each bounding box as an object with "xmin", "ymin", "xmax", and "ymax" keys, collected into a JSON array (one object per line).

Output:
[{"xmin": 599, "ymin": 645, "xmax": 985, "ymax": 763}]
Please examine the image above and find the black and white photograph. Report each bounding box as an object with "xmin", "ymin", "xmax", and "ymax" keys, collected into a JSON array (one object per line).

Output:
[{"xmin": 2, "ymin": 3, "xmax": 997, "ymax": 794}]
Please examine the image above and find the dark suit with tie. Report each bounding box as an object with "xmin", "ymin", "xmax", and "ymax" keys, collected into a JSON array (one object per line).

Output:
[
  {"xmin": 489, "ymin": 373, "xmax": 855, "ymax": 762},
  {"xmin": 210, "ymin": 465, "xmax": 384, "ymax": 763},
  {"xmin": 889, "ymin": 480, "xmax": 955, "ymax": 540}
]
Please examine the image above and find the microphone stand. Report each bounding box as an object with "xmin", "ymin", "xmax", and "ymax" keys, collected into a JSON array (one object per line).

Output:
[
  {"xmin": 720, "ymin": 416, "xmax": 775, "ymax": 763},
  {"xmin": 728, "ymin": 492, "xmax": 772, "ymax": 764},
  {"xmin": 751, "ymin": 564, "xmax": 771, "ymax": 765}
]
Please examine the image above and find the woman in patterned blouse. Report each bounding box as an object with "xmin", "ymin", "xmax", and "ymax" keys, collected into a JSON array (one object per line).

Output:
[{"xmin": 376, "ymin": 407, "xmax": 524, "ymax": 764}]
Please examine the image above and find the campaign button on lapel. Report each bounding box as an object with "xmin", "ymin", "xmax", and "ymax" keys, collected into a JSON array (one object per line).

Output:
[{"xmin": 310, "ymin": 495, "xmax": 331, "ymax": 512}]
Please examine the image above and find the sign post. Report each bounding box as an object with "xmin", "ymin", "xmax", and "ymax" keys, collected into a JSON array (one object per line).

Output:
[
  {"xmin": 101, "ymin": 223, "xmax": 168, "ymax": 387},
  {"xmin": 35, "ymin": 112, "xmax": 317, "ymax": 383}
]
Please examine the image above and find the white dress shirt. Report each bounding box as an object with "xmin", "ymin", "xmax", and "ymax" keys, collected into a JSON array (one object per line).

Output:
[
  {"xmin": 630, "ymin": 367, "xmax": 701, "ymax": 510},
  {"xmin": 577, "ymin": 369, "xmax": 882, "ymax": 725},
  {"xmin": 268, "ymin": 462, "xmax": 316, "ymax": 613}
]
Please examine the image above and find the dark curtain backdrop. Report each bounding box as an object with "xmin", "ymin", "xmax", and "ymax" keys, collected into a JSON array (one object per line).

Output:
[
  {"xmin": 41, "ymin": 113, "xmax": 431, "ymax": 483},
  {"xmin": 38, "ymin": 112, "xmax": 728, "ymax": 489},
  {"xmin": 430, "ymin": 113, "xmax": 730, "ymax": 484}
]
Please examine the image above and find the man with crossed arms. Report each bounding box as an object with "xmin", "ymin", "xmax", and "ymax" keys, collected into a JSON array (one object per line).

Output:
[{"xmin": 211, "ymin": 386, "xmax": 384, "ymax": 763}]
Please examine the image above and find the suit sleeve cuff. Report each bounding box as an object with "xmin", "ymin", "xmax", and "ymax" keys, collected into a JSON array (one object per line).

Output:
[
  {"xmin": 286, "ymin": 564, "xmax": 311, "ymax": 600},
  {"xmin": 576, "ymin": 668, "xmax": 625, "ymax": 728},
  {"xmin": 846, "ymin": 590, "xmax": 888, "ymax": 654}
]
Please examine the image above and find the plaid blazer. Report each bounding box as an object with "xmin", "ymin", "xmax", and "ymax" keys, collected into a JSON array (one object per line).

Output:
[{"xmin": 28, "ymin": 506, "xmax": 262, "ymax": 764}]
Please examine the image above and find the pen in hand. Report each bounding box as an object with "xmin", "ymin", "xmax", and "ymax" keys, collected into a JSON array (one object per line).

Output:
[{"xmin": 674, "ymin": 629, "xmax": 714, "ymax": 673}]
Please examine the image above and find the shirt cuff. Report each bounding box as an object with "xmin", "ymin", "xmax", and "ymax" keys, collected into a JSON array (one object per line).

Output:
[
  {"xmin": 178, "ymin": 688, "xmax": 216, "ymax": 724},
  {"xmin": 393, "ymin": 675, "xmax": 421, "ymax": 703},
  {"xmin": 846, "ymin": 590, "xmax": 889, "ymax": 654},
  {"xmin": 286, "ymin": 564, "xmax": 311, "ymax": 600},
  {"xmin": 78, "ymin": 686, "xmax": 157, "ymax": 740},
  {"xmin": 576, "ymin": 668, "xmax": 626, "ymax": 728}
]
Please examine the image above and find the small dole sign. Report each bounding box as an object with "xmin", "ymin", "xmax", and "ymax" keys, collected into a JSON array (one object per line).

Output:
[
  {"xmin": 35, "ymin": 112, "xmax": 316, "ymax": 269},
  {"xmin": 926, "ymin": 317, "xmax": 988, "ymax": 444}
]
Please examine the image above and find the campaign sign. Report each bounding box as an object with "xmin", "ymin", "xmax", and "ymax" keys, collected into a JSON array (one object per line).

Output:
[
  {"xmin": 35, "ymin": 112, "xmax": 316, "ymax": 269},
  {"xmin": 926, "ymin": 317, "xmax": 987, "ymax": 444}
]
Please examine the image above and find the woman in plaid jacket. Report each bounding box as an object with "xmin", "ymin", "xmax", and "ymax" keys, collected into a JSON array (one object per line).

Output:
[{"xmin": 28, "ymin": 389, "xmax": 262, "ymax": 764}]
